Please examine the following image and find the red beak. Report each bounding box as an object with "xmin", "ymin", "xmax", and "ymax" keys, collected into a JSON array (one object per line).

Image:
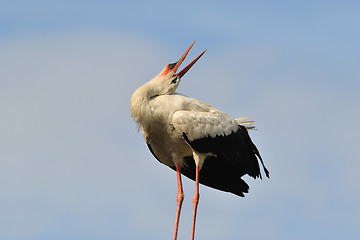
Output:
[{"xmin": 160, "ymin": 41, "xmax": 207, "ymax": 78}]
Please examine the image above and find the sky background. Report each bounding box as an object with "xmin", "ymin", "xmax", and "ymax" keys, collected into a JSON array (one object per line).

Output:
[{"xmin": 1, "ymin": 1, "xmax": 360, "ymax": 240}]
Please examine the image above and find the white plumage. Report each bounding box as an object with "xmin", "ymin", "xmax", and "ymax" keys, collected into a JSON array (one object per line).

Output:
[
  {"xmin": 173, "ymin": 109, "xmax": 239, "ymax": 141},
  {"xmin": 130, "ymin": 41, "xmax": 269, "ymax": 240}
]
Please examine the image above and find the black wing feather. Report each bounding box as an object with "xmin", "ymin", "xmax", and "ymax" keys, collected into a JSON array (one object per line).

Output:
[
  {"xmin": 183, "ymin": 125, "xmax": 269, "ymax": 179},
  {"xmin": 171, "ymin": 155, "xmax": 250, "ymax": 197}
]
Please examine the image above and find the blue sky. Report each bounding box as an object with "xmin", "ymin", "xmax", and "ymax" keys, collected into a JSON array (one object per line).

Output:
[{"xmin": 1, "ymin": 1, "xmax": 360, "ymax": 240}]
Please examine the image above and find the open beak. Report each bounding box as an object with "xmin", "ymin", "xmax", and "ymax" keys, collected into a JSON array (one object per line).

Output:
[{"xmin": 160, "ymin": 41, "xmax": 206, "ymax": 78}]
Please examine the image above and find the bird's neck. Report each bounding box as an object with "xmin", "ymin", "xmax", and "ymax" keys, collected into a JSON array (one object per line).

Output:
[{"xmin": 130, "ymin": 83, "xmax": 154, "ymax": 124}]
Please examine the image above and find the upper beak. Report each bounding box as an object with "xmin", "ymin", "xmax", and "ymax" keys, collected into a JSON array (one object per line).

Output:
[{"xmin": 160, "ymin": 41, "xmax": 207, "ymax": 78}]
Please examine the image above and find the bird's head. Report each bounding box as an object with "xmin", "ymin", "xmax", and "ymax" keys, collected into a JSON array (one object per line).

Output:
[{"xmin": 147, "ymin": 41, "xmax": 206, "ymax": 97}]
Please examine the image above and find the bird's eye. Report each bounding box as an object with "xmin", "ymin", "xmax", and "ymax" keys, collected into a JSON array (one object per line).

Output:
[{"xmin": 171, "ymin": 78, "xmax": 177, "ymax": 84}]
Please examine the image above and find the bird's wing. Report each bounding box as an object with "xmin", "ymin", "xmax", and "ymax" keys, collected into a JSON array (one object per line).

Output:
[
  {"xmin": 172, "ymin": 109, "xmax": 239, "ymax": 142},
  {"xmin": 172, "ymin": 109, "xmax": 269, "ymax": 179}
]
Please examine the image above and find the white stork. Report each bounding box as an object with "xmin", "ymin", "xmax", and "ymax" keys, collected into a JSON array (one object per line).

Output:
[{"xmin": 130, "ymin": 41, "xmax": 269, "ymax": 240}]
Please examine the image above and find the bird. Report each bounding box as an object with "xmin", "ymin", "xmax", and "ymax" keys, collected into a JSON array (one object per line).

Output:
[{"xmin": 130, "ymin": 41, "xmax": 269, "ymax": 240}]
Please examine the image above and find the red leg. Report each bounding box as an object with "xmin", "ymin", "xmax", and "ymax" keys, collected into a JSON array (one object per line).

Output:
[
  {"xmin": 191, "ymin": 164, "xmax": 200, "ymax": 240},
  {"xmin": 173, "ymin": 163, "xmax": 184, "ymax": 240}
]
